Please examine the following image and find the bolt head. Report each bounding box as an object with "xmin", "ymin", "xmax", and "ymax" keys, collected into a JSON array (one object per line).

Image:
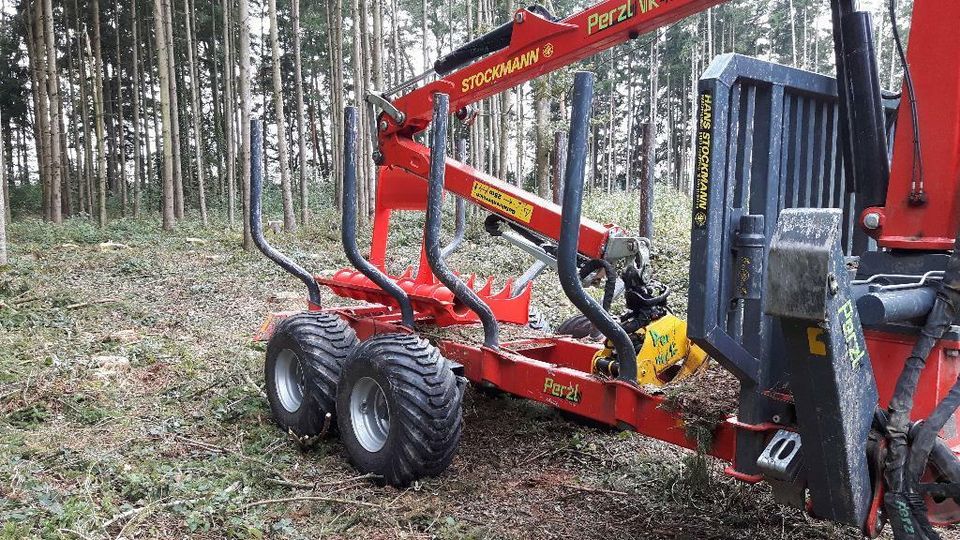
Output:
[
  {"xmin": 772, "ymin": 415, "xmax": 782, "ymax": 424},
  {"xmin": 863, "ymin": 212, "xmax": 881, "ymax": 230},
  {"xmin": 514, "ymin": 12, "xmax": 524, "ymax": 23},
  {"xmin": 828, "ymin": 274, "xmax": 839, "ymax": 296},
  {"xmin": 379, "ymin": 120, "xmax": 389, "ymax": 131}
]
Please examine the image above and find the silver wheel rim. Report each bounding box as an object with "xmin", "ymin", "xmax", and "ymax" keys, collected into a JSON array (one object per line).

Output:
[
  {"xmin": 275, "ymin": 349, "xmax": 305, "ymax": 413},
  {"xmin": 350, "ymin": 377, "xmax": 390, "ymax": 452}
]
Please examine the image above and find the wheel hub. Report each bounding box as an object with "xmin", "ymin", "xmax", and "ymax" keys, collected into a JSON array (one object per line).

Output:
[
  {"xmin": 275, "ymin": 349, "xmax": 305, "ymax": 413},
  {"xmin": 350, "ymin": 377, "xmax": 390, "ymax": 452}
]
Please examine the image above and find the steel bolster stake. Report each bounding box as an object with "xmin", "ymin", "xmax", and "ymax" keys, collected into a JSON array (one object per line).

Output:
[
  {"xmin": 341, "ymin": 107, "xmax": 415, "ymax": 329},
  {"xmin": 424, "ymin": 93, "xmax": 500, "ymax": 350},
  {"xmin": 249, "ymin": 119, "xmax": 323, "ymax": 307},
  {"xmin": 440, "ymin": 137, "xmax": 468, "ymax": 260},
  {"xmin": 557, "ymin": 72, "xmax": 637, "ymax": 383}
]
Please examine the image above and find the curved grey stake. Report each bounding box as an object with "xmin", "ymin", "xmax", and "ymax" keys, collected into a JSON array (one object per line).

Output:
[
  {"xmin": 424, "ymin": 94, "xmax": 500, "ymax": 350},
  {"xmin": 441, "ymin": 137, "xmax": 467, "ymax": 259},
  {"xmin": 249, "ymin": 119, "xmax": 323, "ymax": 306},
  {"xmin": 341, "ymin": 107, "xmax": 415, "ymax": 329},
  {"xmin": 556, "ymin": 72, "xmax": 637, "ymax": 383}
]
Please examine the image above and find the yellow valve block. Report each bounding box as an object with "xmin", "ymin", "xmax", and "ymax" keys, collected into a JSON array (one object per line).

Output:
[{"xmin": 591, "ymin": 314, "xmax": 710, "ymax": 386}]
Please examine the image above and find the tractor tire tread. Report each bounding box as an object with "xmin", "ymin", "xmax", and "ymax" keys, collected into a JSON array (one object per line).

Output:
[
  {"xmin": 267, "ymin": 311, "xmax": 358, "ymax": 436},
  {"xmin": 338, "ymin": 333, "xmax": 463, "ymax": 486},
  {"xmin": 556, "ymin": 314, "xmax": 601, "ymax": 340}
]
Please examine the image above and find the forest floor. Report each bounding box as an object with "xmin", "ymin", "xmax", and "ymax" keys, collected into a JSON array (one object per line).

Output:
[{"xmin": 1, "ymin": 190, "xmax": 954, "ymax": 540}]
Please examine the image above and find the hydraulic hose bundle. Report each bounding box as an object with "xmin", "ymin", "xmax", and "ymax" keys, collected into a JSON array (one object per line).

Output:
[{"xmin": 884, "ymin": 232, "xmax": 960, "ymax": 540}]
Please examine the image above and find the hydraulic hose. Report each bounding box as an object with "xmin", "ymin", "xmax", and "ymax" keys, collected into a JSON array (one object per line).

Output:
[
  {"xmin": 885, "ymin": 233, "xmax": 960, "ymax": 493},
  {"xmin": 578, "ymin": 259, "xmax": 617, "ymax": 311},
  {"xmin": 882, "ymin": 230, "xmax": 960, "ymax": 540}
]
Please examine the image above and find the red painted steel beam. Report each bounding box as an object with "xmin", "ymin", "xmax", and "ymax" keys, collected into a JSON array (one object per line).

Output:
[
  {"xmin": 378, "ymin": 140, "xmax": 616, "ymax": 259},
  {"xmin": 878, "ymin": 0, "xmax": 960, "ymax": 250},
  {"xmin": 370, "ymin": 0, "xmax": 729, "ymax": 260},
  {"xmin": 386, "ymin": 0, "xmax": 728, "ymax": 136}
]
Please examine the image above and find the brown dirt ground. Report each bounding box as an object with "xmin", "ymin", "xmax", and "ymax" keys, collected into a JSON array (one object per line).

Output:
[{"xmin": 1, "ymin": 204, "xmax": 957, "ymax": 540}]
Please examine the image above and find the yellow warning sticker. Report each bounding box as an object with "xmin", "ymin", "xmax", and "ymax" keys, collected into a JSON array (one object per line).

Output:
[
  {"xmin": 470, "ymin": 182, "xmax": 534, "ymax": 224},
  {"xmin": 807, "ymin": 327, "xmax": 827, "ymax": 356}
]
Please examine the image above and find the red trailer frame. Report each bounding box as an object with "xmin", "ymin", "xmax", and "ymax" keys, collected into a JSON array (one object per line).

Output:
[{"xmin": 256, "ymin": 0, "xmax": 960, "ymax": 535}]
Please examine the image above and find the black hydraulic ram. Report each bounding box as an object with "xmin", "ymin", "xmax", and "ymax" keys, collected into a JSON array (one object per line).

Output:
[
  {"xmin": 557, "ymin": 72, "xmax": 637, "ymax": 383},
  {"xmin": 424, "ymin": 93, "xmax": 500, "ymax": 350},
  {"xmin": 857, "ymin": 287, "xmax": 938, "ymax": 327},
  {"xmin": 250, "ymin": 119, "xmax": 323, "ymax": 307},
  {"xmin": 433, "ymin": 5, "xmax": 555, "ymax": 76},
  {"xmin": 830, "ymin": 0, "xmax": 890, "ymax": 207},
  {"xmin": 342, "ymin": 107, "xmax": 415, "ymax": 329}
]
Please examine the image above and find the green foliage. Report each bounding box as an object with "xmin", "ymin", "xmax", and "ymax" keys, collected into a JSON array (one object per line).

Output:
[{"xmin": 7, "ymin": 404, "xmax": 50, "ymax": 428}]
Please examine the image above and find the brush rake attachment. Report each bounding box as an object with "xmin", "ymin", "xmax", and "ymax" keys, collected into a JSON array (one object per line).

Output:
[{"xmin": 314, "ymin": 105, "xmax": 533, "ymax": 328}]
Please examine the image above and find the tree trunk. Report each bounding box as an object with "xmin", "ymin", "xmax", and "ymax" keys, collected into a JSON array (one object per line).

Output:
[
  {"xmin": 67, "ymin": 33, "xmax": 84, "ymax": 215},
  {"xmin": 666, "ymin": 73, "xmax": 673, "ymax": 189},
  {"xmin": 360, "ymin": 0, "xmax": 374, "ymax": 217},
  {"xmin": 499, "ymin": 0, "xmax": 514, "ymax": 184},
  {"xmin": 292, "ymin": 0, "xmax": 309, "ymax": 225},
  {"xmin": 0, "ymin": 107, "xmax": 7, "ymax": 264},
  {"xmin": 208, "ymin": 8, "xmax": 223, "ymax": 203},
  {"xmin": 114, "ymin": 0, "xmax": 127, "ymax": 216},
  {"xmin": 131, "ymin": 0, "xmax": 143, "ymax": 217},
  {"xmin": 533, "ymin": 79, "xmax": 550, "ymax": 199},
  {"xmin": 370, "ymin": 0, "xmax": 384, "ymax": 217},
  {"xmin": 269, "ymin": 0, "xmax": 296, "ymax": 232},
  {"xmin": 90, "ymin": 0, "xmax": 108, "ymax": 226},
  {"xmin": 223, "ymin": 0, "xmax": 236, "ymax": 226},
  {"xmin": 154, "ymin": 0, "xmax": 176, "ymax": 230},
  {"xmin": 513, "ymin": 83, "xmax": 522, "ymax": 186},
  {"xmin": 390, "ymin": 0, "xmax": 399, "ymax": 85},
  {"xmin": 649, "ymin": 30, "xmax": 659, "ymax": 185},
  {"xmin": 788, "ymin": 0, "xmax": 797, "ymax": 66},
  {"xmin": 637, "ymin": 122, "xmax": 654, "ymax": 239},
  {"xmin": 605, "ymin": 63, "xmax": 614, "ymax": 192},
  {"xmin": 165, "ymin": 0, "xmax": 184, "ymax": 219},
  {"xmin": 627, "ymin": 52, "xmax": 639, "ymax": 192},
  {"xmin": 27, "ymin": 0, "xmax": 50, "ymax": 220},
  {"xmin": 420, "ymin": 0, "xmax": 427, "ymax": 70},
  {"xmin": 888, "ymin": 0, "xmax": 899, "ymax": 89},
  {"xmin": 551, "ymin": 130, "xmax": 566, "ymax": 205},
  {"xmin": 372, "ymin": 0, "xmax": 383, "ymax": 90},
  {"xmin": 79, "ymin": 39, "xmax": 94, "ymax": 217},
  {"xmin": 145, "ymin": 27, "xmax": 158, "ymax": 212},
  {"xmin": 349, "ymin": 0, "xmax": 367, "ymax": 217},
  {"xmin": 185, "ymin": 0, "xmax": 208, "ymax": 225},
  {"xmin": 326, "ymin": 0, "xmax": 344, "ymax": 210},
  {"xmin": 239, "ymin": 0, "xmax": 253, "ymax": 249}
]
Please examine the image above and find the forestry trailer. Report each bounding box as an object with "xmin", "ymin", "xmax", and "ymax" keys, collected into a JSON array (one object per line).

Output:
[{"xmin": 250, "ymin": 1, "xmax": 960, "ymax": 537}]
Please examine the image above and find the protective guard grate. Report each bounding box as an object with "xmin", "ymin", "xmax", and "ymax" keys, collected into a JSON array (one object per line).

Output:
[{"xmin": 687, "ymin": 53, "xmax": 896, "ymax": 389}]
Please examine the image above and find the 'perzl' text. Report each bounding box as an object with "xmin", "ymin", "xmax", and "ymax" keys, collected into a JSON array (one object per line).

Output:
[{"xmin": 587, "ymin": 0, "xmax": 662, "ymax": 36}]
